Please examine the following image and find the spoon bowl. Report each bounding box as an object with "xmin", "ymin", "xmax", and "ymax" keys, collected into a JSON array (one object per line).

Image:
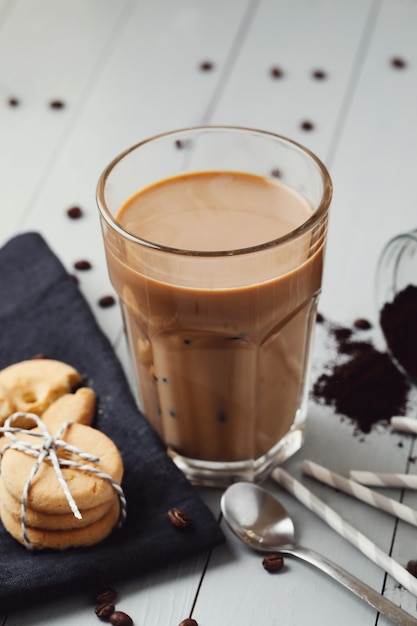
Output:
[
  {"xmin": 221, "ymin": 481, "xmax": 296, "ymax": 551},
  {"xmin": 221, "ymin": 482, "xmax": 417, "ymax": 626}
]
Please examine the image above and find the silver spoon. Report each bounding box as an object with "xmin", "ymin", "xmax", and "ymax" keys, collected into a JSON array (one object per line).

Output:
[{"xmin": 221, "ymin": 482, "xmax": 417, "ymax": 626}]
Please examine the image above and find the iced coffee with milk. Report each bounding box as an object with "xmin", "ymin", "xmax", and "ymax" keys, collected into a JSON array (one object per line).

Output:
[{"xmin": 97, "ymin": 127, "xmax": 331, "ymax": 486}]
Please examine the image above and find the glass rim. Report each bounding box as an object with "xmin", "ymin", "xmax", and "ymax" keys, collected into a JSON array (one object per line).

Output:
[{"xmin": 96, "ymin": 125, "xmax": 333, "ymax": 258}]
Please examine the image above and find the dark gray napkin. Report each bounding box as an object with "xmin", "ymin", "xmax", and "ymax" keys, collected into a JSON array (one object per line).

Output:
[{"xmin": 0, "ymin": 232, "xmax": 224, "ymax": 611}]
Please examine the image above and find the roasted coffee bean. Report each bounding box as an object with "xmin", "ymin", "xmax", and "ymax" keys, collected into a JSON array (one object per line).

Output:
[
  {"xmin": 8, "ymin": 97, "xmax": 19, "ymax": 107},
  {"xmin": 300, "ymin": 120, "xmax": 314, "ymax": 131},
  {"xmin": 271, "ymin": 168, "xmax": 282, "ymax": 178},
  {"xmin": 50, "ymin": 99, "xmax": 65, "ymax": 109},
  {"xmin": 312, "ymin": 69, "xmax": 327, "ymax": 80},
  {"xmin": 168, "ymin": 507, "xmax": 190, "ymax": 529},
  {"xmin": 95, "ymin": 602, "xmax": 115, "ymax": 619},
  {"xmin": 67, "ymin": 206, "xmax": 83, "ymax": 219},
  {"xmin": 74, "ymin": 259, "xmax": 92, "ymax": 271},
  {"xmin": 98, "ymin": 295, "xmax": 116, "ymax": 308},
  {"xmin": 109, "ymin": 611, "xmax": 133, "ymax": 626},
  {"xmin": 262, "ymin": 553, "xmax": 284, "ymax": 572},
  {"xmin": 407, "ymin": 560, "xmax": 417, "ymax": 577},
  {"xmin": 200, "ymin": 60, "xmax": 214, "ymax": 71},
  {"xmin": 179, "ymin": 619, "xmax": 198, "ymax": 626},
  {"xmin": 270, "ymin": 66, "xmax": 284, "ymax": 78},
  {"xmin": 95, "ymin": 588, "xmax": 118, "ymax": 604},
  {"xmin": 391, "ymin": 57, "xmax": 407, "ymax": 69},
  {"xmin": 353, "ymin": 318, "xmax": 372, "ymax": 330}
]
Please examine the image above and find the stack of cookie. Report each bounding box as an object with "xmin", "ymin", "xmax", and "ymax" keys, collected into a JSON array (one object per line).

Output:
[{"xmin": 0, "ymin": 358, "xmax": 125, "ymax": 550}]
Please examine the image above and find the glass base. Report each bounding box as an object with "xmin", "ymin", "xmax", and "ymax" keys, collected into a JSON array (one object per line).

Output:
[{"xmin": 168, "ymin": 425, "xmax": 305, "ymax": 487}]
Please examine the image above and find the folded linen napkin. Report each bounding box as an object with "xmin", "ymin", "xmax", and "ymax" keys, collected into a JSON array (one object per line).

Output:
[{"xmin": 0, "ymin": 232, "xmax": 224, "ymax": 611}]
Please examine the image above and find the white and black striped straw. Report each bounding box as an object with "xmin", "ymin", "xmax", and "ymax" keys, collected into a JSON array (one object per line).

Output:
[
  {"xmin": 350, "ymin": 471, "xmax": 417, "ymax": 489},
  {"xmin": 301, "ymin": 460, "xmax": 417, "ymax": 527},
  {"xmin": 272, "ymin": 467, "xmax": 417, "ymax": 596}
]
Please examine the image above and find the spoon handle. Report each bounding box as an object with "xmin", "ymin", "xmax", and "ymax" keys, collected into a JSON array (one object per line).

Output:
[{"xmin": 286, "ymin": 544, "xmax": 417, "ymax": 626}]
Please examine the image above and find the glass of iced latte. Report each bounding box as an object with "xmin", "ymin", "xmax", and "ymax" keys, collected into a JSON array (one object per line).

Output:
[{"xmin": 96, "ymin": 127, "xmax": 332, "ymax": 486}]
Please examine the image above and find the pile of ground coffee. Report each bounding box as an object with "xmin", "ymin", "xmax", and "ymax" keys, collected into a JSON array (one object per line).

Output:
[
  {"xmin": 380, "ymin": 284, "xmax": 417, "ymax": 381},
  {"xmin": 313, "ymin": 317, "xmax": 410, "ymax": 433}
]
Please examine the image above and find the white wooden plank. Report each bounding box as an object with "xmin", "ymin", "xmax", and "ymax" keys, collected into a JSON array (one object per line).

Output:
[
  {"xmin": 208, "ymin": 0, "xmax": 376, "ymax": 163},
  {"xmin": 0, "ymin": 0, "xmax": 131, "ymax": 237},
  {"xmin": 319, "ymin": 0, "xmax": 417, "ymax": 323},
  {"xmin": 0, "ymin": 0, "xmax": 14, "ymax": 24}
]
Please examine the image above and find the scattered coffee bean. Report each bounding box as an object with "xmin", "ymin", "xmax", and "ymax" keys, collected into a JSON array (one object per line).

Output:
[
  {"xmin": 74, "ymin": 259, "xmax": 92, "ymax": 271},
  {"xmin": 168, "ymin": 507, "xmax": 190, "ymax": 529},
  {"xmin": 391, "ymin": 57, "xmax": 407, "ymax": 69},
  {"xmin": 66, "ymin": 206, "xmax": 83, "ymax": 219},
  {"xmin": 262, "ymin": 553, "xmax": 284, "ymax": 572},
  {"xmin": 270, "ymin": 66, "xmax": 284, "ymax": 78},
  {"xmin": 98, "ymin": 295, "xmax": 116, "ymax": 308},
  {"xmin": 353, "ymin": 318, "xmax": 372, "ymax": 330},
  {"xmin": 333, "ymin": 326, "xmax": 353, "ymax": 342},
  {"xmin": 300, "ymin": 120, "xmax": 314, "ymax": 131},
  {"xmin": 179, "ymin": 619, "xmax": 198, "ymax": 626},
  {"xmin": 109, "ymin": 611, "xmax": 133, "ymax": 626},
  {"xmin": 316, "ymin": 312, "xmax": 325, "ymax": 323},
  {"xmin": 175, "ymin": 139, "xmax": 184, "ymax": 149},
  {"xmin": 8, "ymin": 97, "xmax": 19, "ymax": 107},
  {"xmin": 31, "ymin": 353, "xmax": 48, "ymax": 359},
  {"xmin": 95, "ymin": 588, "xmax": 118, "ymax": 605},
  {"xmin": 49, "ymin": 99, "xmax": 65, "ymax": 109},
  {"xmin": 200, "ymin": 60, "xmax": 214, "ymax": 71},
  {"xmin": 95, "ymin": 603, "xmax": 115, "ymax": 619},
  {"xmin": 271, "ymin": 168, "xmax": 282, "ymax": 178},
  {"xmin": 407, "ymin": 560, "xmax": 417, "ymax": 577},
  {"xmin": 312, "ymin": 69, "xmax": 327, "ymax": 80},
  {"xmin": 69, "ymin": 273, "xmax": 79, "ymax": 284}
]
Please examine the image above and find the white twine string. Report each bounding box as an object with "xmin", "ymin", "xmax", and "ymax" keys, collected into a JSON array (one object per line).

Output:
[
  {"xmin": 272, "ymin": 467, "xmax": 417, "ymax": 596},
  {"xmin": 0, "ymin": 412, "xmax": 127, "ymax": 550}
]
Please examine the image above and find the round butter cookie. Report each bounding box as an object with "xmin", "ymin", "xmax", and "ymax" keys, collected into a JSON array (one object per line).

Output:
[
  {"xmin": 0, "ymin": 382, "xmax": 15, "ymax": 427},
  {"xmin": 0, "ymin": 499, "xmax": 120, "ymax": 550},
  {"xmin": 1, "ymin": 422, "xmax": 123, "ymax": 514},
  {"xmin": 41, "ymin": 387, "xmax": 96, "ymax": 429},
  {"xmin": 0, "ymin": 479, "xmax": 116, "ymax": 530},
  {"xmin": 0, "ymin": 359, "xmax": 83, "ymax": 424}
]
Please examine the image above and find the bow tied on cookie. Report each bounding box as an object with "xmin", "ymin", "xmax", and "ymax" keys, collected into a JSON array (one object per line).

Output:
[{"xmin": 0, "ymin": 413, "xmax": 126, "ymax": 550}]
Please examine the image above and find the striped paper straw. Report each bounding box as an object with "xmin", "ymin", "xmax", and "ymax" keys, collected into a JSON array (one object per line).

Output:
[
  {"xmin": 272, "ymin": 467, "xmax": 417, "ymax": 596},
  {"xmin": 391, "ymin": 417, "xmax": 417, "ymax": 434},
  {"xmin": 350, "ymin": 471, "xmax": 417, "ymax": 489},
  {"xmin": 301, "ymin": 460, "xmax": 417, "ymax": 527}
]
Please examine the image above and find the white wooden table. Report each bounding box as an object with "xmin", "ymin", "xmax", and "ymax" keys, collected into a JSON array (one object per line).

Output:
[{"xmin": 1, "ymin": 1, "xmax": 417, "ymax": 623}]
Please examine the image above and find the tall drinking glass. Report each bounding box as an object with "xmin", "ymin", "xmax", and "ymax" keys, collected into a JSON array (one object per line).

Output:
[{"xmin": 96, "ymin": 126, "xmax": 332, "ymax": 486}]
